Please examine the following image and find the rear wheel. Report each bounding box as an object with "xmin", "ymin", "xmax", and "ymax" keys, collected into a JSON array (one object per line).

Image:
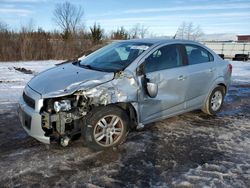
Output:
[
  {"xmin": 203, "ymin": 86, "xmax": 225, "ymax": 115},
  {"xmin": 83, "ymin": 105, "xmax": 129, "ymax": 151}
]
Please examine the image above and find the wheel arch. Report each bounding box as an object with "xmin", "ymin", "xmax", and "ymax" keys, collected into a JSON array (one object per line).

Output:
[
  {"xmin": 217, "ymin": 83, "xmax": 227, "ymax": 94},
  {"xmin": 202, "ymin": 78, "xmax": 227, "ymax": 110},
  {"xmin": 114, "ymin": 102, "xmax": 138, "ymax": 130}
]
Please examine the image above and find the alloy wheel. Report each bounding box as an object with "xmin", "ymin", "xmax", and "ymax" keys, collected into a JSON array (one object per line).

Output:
[
  {"xmin": 211, "ymin": 91, "xmax": 223, "ymax": 111},
  {"xmin": 94, "ymin": 115, "xmax": 124, "ymax": 147}
]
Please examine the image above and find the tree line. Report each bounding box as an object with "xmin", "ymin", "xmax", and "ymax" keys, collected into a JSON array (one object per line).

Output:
[{"xmin": 0, "ymin": 1, "xmax": 203, "ymax": 61}]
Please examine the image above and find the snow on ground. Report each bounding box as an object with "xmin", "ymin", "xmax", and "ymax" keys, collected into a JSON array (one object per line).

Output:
[
  {"xmin": 231, "ymin": 61, "xmax": 250, "ymax": 84},
  {"xmin": 0, "ymin": 60, "xmax": 60, "ymax": 104}
]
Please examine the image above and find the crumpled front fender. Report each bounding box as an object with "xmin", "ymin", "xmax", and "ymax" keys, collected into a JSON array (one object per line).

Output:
[{"xmin": 79, "ymin": 70, "xmax": 140, "ymax": 106}]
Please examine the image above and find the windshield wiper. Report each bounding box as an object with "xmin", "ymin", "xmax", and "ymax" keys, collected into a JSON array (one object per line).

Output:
[
  {"xmin": 79, "ymin": 64, "xmax": 95, "ymax": 70},
  {"xmin": 79, "ymin": 63, "xmax": 115, "ymax": 72},
  {"xmin": 57, "ymin": 59, "xmax": 79, "ymax": 66}
]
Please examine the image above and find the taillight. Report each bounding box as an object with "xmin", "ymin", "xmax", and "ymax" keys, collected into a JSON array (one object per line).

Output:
[{"xmin": 228, "ymin": 64, "xmax": 232, "ymax": 74}]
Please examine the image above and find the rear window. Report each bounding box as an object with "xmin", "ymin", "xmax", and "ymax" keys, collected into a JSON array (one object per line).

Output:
[{"xmin": 185, "ymin": 44, "xmax": 214, "ymax": 65}]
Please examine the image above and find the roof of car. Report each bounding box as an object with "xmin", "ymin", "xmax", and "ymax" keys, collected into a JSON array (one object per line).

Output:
[{"xmin": 119, "ymin": 38, "xmax": 201, "ymax": 45}]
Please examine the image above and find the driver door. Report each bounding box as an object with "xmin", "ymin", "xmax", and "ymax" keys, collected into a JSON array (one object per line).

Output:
[{"xmin": 138, "ymin": 44, "xmax": 189, "ymax": 124}]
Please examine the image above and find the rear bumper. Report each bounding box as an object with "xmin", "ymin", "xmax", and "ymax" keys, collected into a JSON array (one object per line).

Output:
[{"xmin": 18, "ymin": 96, "xmax": 50, "ymax": 144}]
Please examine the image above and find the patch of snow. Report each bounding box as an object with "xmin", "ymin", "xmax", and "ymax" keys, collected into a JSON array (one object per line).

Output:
[
  {"xmin": 78, "ymin": 55, "xmax": 86, "ymax": 60},
  {"xmin": 0, "ymin": 60, "xmax": 61, "ymax": 103},
  {"xmin": 172, "ymin": 181, "xmax": 193, "ymax": 187},
  {"xmin": 230, "ymin": 61, "xmax": 250, "ymax": 84}
]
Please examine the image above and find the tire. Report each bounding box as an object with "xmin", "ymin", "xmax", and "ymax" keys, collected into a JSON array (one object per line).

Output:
[
  {"xmin": 202, "ymin": 86, "xmax": 225, "ymax": 115},
  {"xmin": 83, "ymin": 105, "xmax": 129, "ymax": 151}
]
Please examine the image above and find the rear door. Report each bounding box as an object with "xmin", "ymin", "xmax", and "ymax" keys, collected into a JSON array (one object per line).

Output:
[
  {"xmin": 138, "ymin": 44, "xmax": 189, "ymax": 123},
  {"xmin": 183, "ymin": 44, "xmax": 216, "ymax": 108}
]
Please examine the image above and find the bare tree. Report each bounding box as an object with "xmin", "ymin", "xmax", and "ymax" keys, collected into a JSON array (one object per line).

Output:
[
  {"xmin": 130, "ymin": 24, "xmax": 140, "ymax": 39},
  {"xmin": 130, "ymin": 24, "xmax": 149, "ymax": 39},
  {"xmin": 186, "ymin": 22, "xmax": 194, "ymax": 40},
  {"xmin": 175, "ymin": 22, "xmax": 186, "ymax": 39},
  {"xmin": 139, "ymin": 24, "xmax": 149, "ymax": 39},
  {"xmin": 192, "ymin": 25, "xmax": 204, "ymax": 40},
  {"xmin": 53, "ymin": 1, "xmax": 83, "ymax": 38},
  {"xmin": 175, "ymin": 22, "xmax": 203, "ymax": 40},
  {"xmin": 0, "ymin": 21, "xmax": 8, "ymax": 32}
]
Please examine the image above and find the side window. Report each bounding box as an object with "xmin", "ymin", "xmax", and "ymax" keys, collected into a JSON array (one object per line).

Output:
[
  {"xmin": 185, "ymin": 45, "xmax": 213, "ymax": 65},
  {"xmin": 209, "ymin": 52, "xmax": 214, "ymax": 61},
  {"xmin": 144, "ymin": 44, "xmax": 183, "ymax": 73}
]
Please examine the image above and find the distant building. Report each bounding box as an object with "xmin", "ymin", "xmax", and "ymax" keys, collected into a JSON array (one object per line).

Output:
[{"xmin": 237, "ymin": 35, "xmax": 250, "ymax": 42}]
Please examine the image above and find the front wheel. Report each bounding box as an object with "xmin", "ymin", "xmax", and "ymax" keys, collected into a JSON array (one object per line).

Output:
[
  {"xmin": 202, "ymin": 86, "xmax": 225, "ymax": 115},
  {"xmin": 83, "ymin": 105, "xmax": 129, "ymax": 151}
]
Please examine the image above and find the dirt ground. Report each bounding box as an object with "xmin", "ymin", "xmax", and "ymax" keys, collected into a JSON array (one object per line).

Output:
[{"xmin": 0, "ymin": 84, "xmax": 250, "ymax": 187}]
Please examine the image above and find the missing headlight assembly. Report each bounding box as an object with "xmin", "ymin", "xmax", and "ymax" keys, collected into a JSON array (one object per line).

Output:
[{"xmin": 40, "ymin": 95, "xmax": 90, "ymax": 146}]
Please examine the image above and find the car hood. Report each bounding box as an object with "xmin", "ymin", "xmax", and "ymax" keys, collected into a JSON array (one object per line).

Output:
[{"xmin": 28, "ymin": 63, "xmax": 114, "ymax": 98}]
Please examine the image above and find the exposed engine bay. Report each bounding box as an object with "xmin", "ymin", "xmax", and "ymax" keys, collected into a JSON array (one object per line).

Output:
[{"xmin": 41, "ymin": 94, "xmax": 93, "ymax": 146}]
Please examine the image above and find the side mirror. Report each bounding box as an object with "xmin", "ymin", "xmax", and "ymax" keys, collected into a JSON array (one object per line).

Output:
[
  {"xmin": 147, "ymin": 82, "xmax": 158, "ymax": 98},
  {"xmin": 137, "ymin": 62, "xmax": 158, "ymax": 98}
]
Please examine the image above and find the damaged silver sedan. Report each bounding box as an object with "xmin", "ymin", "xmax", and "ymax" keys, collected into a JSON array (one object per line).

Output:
[{"xmin": 18, "ymin": 39, "xmax": 232, "ymax": 150}]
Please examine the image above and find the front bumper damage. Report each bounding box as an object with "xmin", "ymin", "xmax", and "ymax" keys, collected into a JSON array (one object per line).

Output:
[
  {"xmin": 18, "ymin": 96, "xmax": 50, "ymax": 144},
  {"xmin": 18, "ymin": 86, "xmax": 85, "ymax": 145},
  {"xmin": 18, "ymin": 69, "xmax": 141, "ymax": 145}
]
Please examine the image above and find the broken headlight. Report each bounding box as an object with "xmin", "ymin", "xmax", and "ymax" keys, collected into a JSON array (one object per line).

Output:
[{"xmin": 54, "ymin": 100, "xmax": 71, "ymax": 113}]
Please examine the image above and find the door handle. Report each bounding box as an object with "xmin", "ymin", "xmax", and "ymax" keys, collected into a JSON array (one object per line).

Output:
[
  {"xmin": 209, "ymin": 68, "xmax": 216, "ymax": 72},
  {"xmin": 178, "ymin": 75, "xmax": 186, "ymax": 81}
]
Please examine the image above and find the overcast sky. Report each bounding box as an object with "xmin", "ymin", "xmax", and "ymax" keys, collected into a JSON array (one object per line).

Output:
[{"xmin": 0, "ymin": 0, "xmax": 249, "ymax": 36}]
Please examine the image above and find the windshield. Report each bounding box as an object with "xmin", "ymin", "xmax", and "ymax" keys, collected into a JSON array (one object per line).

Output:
[{"xmin": 79, "ymin": 41, "xmax": 152, "ymax": 72}]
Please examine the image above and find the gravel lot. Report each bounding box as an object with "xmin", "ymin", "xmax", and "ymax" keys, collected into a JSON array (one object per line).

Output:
[{"xmin": 0, "ymin": 61, "xmax": 249, "ymax": 187}]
